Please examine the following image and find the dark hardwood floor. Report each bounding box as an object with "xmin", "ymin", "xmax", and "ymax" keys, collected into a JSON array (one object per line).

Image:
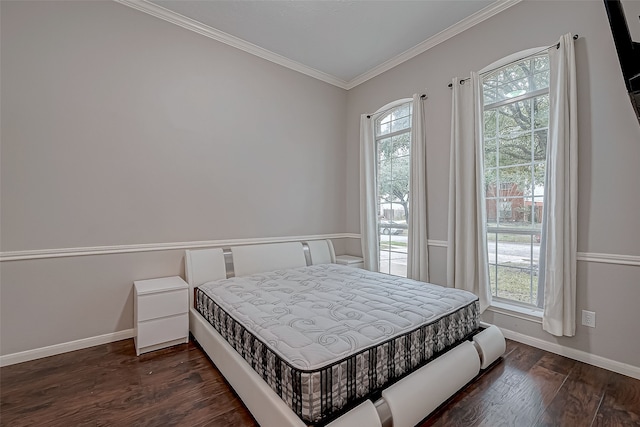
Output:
[
  {"xmin": 0, "ymin": 340, "xmax": 258, "ymax": 427},
  {"xmin": 1, "ymin": 338, "xmax": 638, "ymax": 426}
]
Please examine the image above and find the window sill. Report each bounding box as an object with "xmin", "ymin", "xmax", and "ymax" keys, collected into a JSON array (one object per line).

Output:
[{"xmin": 486, "ymin": 300, "xmax": 543, "ymax": 324}]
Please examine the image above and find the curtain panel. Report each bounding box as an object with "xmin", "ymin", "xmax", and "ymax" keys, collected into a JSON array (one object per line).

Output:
[
  {"xmin": 360, "ymin": 114, "xmax": 379, "ymax": 272},
  {"xmin": 447, "ymin": 74, "xmax": 492, "ymax": 313},
  {"xmin": 539, "ymin": 33, "xmax": 578, "ymax": 337},
  {"xmin": 407, "ymin": 94, "xmax": 430, "ymax": 282}
]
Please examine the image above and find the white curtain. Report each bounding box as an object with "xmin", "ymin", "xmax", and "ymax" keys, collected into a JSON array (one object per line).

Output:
[
  {"xmin": 447, "ymin": 74, "xmax": 492, "ymax": 312},
  {"xmin": 407, "ymin": 94, "xmax": 429, "ymax": 281},
  {"xmin": 360, "ymin": 114, "xmax": 379, "ymax": 271},
  {"xmin": 539, "ymin": 33, "xmax": 578, "ymax": 336}
]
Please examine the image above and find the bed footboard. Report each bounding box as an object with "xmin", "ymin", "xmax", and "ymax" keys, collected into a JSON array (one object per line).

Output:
[
  {"xmin": 380, "ymin": 340, "xmax": 481, "ymax": 427},
  {"xmin": 185, "ymin": 241, "xmax": 505, "ymax": 427},
  {"xmin": 371, "ymin": 325, "xmax": 504, "ymax": 427},
  {"xmin": 193, "ymin": 307, "xmax": 504, "ymax": 427}
]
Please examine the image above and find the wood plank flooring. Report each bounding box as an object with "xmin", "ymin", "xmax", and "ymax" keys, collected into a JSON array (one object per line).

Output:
[{"xmin": 1, "ymin": 338, "xmax": 638, "ymax": 426}]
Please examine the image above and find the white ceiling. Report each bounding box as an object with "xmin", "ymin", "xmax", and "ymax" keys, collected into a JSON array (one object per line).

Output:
[{"xmin": 131, "ymin": 0, "xmax": 517, "ymax": 88}]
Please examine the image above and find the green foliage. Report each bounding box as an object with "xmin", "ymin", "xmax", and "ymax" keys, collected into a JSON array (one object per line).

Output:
[
  {"xmin": 483, "ymin": 55, "xmax": 550, "ymax": 202},
  {"xmin": 484, "ymin": 55, "xmax": 548, "ymax": 306},
  {"xmin": 489, "ymin": 263, "xmax": 538, "ymax": 304},
  {"xmin": 378, "ymin": 131, "xmax": 411, "ymax": 220}
]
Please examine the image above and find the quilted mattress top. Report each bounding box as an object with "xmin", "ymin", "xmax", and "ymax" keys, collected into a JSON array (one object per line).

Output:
[{"xmin": 198, "ymin": 263, "xmax": 478, "ymax": 371}]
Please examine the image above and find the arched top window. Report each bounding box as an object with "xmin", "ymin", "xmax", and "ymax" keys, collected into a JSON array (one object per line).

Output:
[
  {"xmin": 374, "ymin": 99, "xmax": 412, "ymax": 277},
  {"xmin": 375, "ymin": 100, "xmax": 412, "ymax": 138},
  {"xmin": 481, "ymin": 48, "xmax": 550, "ymax": 108},
  {"xmin": 481, "ymin": 48, "xmax": 550, "ymax": 306}
]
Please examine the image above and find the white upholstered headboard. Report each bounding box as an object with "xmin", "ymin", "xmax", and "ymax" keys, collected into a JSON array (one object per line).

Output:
[{"xmin": 184, "ymin": 239, "xmax": 336, "ymax": 306}]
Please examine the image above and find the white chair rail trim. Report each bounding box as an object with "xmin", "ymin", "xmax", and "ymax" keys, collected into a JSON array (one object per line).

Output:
[
  {"xmin": 420, "ymin": 241, "xmax": 640, "ymax": 268},
  {"xmin": 575, "ymin": 252, "xmax": 640, "ymax": 267},
  {"xmin": 2, "ymin": 236, "xmax": 638, "ymax": 267},
  {"xmin": 0, "ymin": 233, "xmax": 360, "ymax": 262}
]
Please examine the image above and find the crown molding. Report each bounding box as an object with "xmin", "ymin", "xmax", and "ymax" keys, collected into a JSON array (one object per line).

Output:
[
  {"xmin": 114, "ymin": 0, "xmax": 520, "ymax": 91},
  {"xmin": 345, "ymin": 0, "xmax": 522, "ymax": 89},
  {"xmin": 113, "ymin": 0, "xmax": 350, "ymax": 89}
]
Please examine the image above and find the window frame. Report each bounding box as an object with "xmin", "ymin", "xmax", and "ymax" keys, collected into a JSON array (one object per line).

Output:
[
  {"xmin": 481, "ymin": 48, "xmax": 550, "ymax": 308},
  {"xmin": 373, "ymin": 98, "xmax": 412, "ymax": 277}
]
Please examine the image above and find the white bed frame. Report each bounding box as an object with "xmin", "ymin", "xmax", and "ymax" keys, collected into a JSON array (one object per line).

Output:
[{"xmin": 184, "ymin": 240, "xmax": 506, "ymax": 427}]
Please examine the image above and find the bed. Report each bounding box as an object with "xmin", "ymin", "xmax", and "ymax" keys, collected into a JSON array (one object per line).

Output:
[{"xmin": 185, "ymin": 240, "xmax": 505, "ymax": 427}]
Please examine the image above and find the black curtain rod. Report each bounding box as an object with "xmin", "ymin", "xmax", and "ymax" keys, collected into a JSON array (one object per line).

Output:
[
  {"xmin": 447, "ymin": 34, "xmax": 579, "ymax": 88},
  {"xmin": 366, "ymin": 94, "xmax": 426, "ymax": 119}
]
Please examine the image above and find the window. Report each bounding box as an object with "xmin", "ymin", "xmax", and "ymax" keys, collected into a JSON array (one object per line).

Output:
[
  {"xmin": 375, "ymin": 101, "xmax": 412, "ymax": 277},
  {"xmin": 482, "ymin": 52, "xmax": 549, "ymax": 307}
]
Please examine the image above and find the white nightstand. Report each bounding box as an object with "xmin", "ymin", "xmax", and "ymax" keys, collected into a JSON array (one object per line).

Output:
[
  {"xmin": 335, "ymin": 255, "xmax": 365, "ymax": 269},
  {"xmin": 134, "ymin": 276, "xmax": 189, "ymax": 356}
]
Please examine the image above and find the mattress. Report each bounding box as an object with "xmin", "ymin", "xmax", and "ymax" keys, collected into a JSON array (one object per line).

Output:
[{"xmin": 195, "ymin": 264, "xmax": 479, "ymax": 424}]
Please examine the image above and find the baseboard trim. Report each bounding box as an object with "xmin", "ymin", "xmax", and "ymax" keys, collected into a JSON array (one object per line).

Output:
[
  {"xmin": 0, "ymin": 329, "xmax": 135, "ymax": 367},
  {"xmin": 481, "ymin": 322, "xmax": 640, "ymax": 380},
  {"xmin": 4, "ymin": 323, "xmax": 639, "ymax": 381}
]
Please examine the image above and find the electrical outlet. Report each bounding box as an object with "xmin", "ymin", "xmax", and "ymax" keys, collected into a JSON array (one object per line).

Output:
[{"xmin": 582, "ymin": 310, "xmax": 596, "ymax": 328}]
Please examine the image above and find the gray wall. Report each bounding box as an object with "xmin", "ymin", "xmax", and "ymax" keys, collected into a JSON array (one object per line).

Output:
[
  {"xmin": 345, "ymin": 0, "xmax": 640, "ymax": 367},
  {"xmin": 2, "ymin": 0, "xmax": 639, "ymax": 370},
  {"xmin": 0, "ymin": 1, "xmax": 347, "ymax": 355}
]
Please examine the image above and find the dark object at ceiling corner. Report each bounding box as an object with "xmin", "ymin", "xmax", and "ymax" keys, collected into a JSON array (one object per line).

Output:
[{"xmin": 604, "ymin": 0, "xmax": 640, "ymax": 125}]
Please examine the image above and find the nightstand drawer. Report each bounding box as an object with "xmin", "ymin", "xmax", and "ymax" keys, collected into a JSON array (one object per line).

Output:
[
  {"xmin": 336, "ymin": 255, "xmax": 364, "ymax": 269},
  {"xmin": 137, "ymin": 313, "xmax": 188, "ymax": 349},
  {"xmin": 137, "ymin": 289, "xmax": 188, "ymax": 322}
]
